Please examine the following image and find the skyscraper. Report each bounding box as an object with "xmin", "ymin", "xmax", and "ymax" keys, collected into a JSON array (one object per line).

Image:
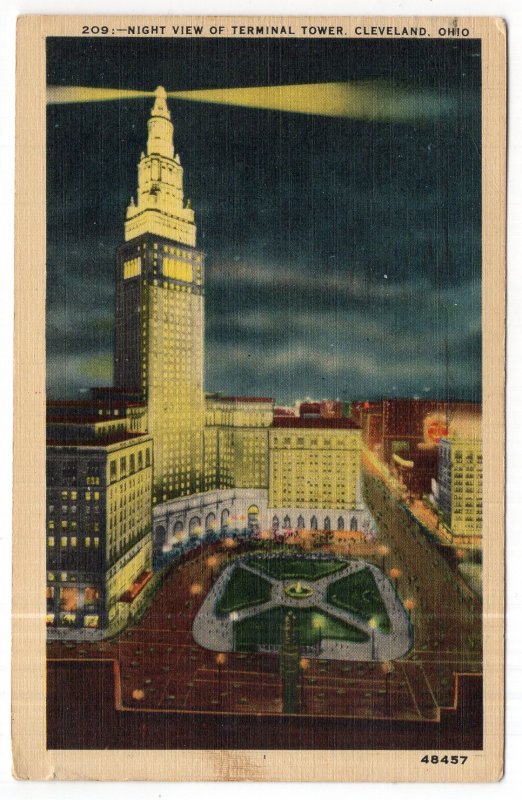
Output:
[{"xmin": 114, "ymin": 87, "xmax": 205, "ymax": 503}]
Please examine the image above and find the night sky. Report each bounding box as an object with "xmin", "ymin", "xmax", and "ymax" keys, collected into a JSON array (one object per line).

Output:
[{"xmin": 46, "ymin": 36, "xmax": 481, "ymax": 404}]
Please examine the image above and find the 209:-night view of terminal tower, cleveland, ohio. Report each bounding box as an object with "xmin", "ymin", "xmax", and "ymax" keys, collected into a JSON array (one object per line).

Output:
[{"xmin": 46, "ymin": 86, "xmax": 482, "ymax": 733}]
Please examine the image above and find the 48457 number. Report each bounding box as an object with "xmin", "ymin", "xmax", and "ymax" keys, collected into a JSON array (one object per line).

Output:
[{"xmin": 421, "ymin": 755, "xmax": 468, "ymax": 765}]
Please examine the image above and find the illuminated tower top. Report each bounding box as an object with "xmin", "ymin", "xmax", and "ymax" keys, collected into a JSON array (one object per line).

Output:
[
  {"xmin": 147, "ymin": 86, "xmax": 174, "ymax": 158},
  {"xmin": 125, "ymin": 86, "xmax": 196, "ymax": 246}
]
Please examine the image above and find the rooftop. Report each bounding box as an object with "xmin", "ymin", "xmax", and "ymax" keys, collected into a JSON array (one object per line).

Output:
[
  {"xmin": 47, "ymin": 432, "xmax": 150, "ymax": 448},
  {"xmin": 211, "ymin": 396, "xmax": 273, "ymax": 404},
  {"xmin": 272, "ymin": 417, "xmax": 360, "ymax": 430}
]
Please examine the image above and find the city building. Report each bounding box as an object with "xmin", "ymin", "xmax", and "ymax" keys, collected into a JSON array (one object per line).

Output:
[
  {"xmin": 433, "ymin": 436, "xmax": 482, "ymax": 547},
  {"xmin": 204, "ymin": 395, "xmax": 273, "ymax": 491},
  {"xmin": 46, "ymin": 421, "xmax": 153, "ymax": 640},
  {"xmin": 113, "ymin": 86, "xmax": 205, "ymax": 504},
  {"xmin": 380, "ymin": 399, "xmax": 481, "ymax": 463},
  {"xmin": 350, "ymin": 401, "xmax": 384, "ymax": 452},
  {"xmin": 391, "ymin": 447, "xmax": 440, "ymax": 499}
]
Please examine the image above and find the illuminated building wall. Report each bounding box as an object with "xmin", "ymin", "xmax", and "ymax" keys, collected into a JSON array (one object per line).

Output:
[
  {"xmin": 437, "ymin": 437, "xmax": 482, "ymax": 545},
  {"xmin": 204, "ymin": 395, "xmax": 273, "ymax": 490},
  {"xmin": 268, "ymin": 418, "xmax": 362, "ymax": 510},
  {"xmin": 381, "ymin": 399, "xmax": 481, "ymax": 463},
  {"xmin": 46, "ymin": 430, "xmax": 153, "ymax": 639},
  {"xmin": 114, "ymin": 87, "xmax": 204, "ymax": 504}
]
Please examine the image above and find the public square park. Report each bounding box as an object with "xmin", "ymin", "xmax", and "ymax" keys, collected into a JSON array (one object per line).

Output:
[
  {"xmin": 47, "ymin": 468, "xmax": 482, "ymax": 732},
  {"xmin": 193, "ymin": 554, "xmax": 412, "ymax": 660}
]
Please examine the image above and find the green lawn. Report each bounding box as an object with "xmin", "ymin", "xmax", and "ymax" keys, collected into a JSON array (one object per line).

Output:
[
  {"xmin": 326, "ymin": 568, "xmax": 391, "ymax": 632},
  {"xmin": 234, "ymin": 606, "xmax": 369, "ymax": 651},
  {"xmin": 247, "ymin": 556, "xmax": 345, "ymax": 581},
  {"xmin": 215, "ymin": 566, "xmax": 272, "ymax": 615}
]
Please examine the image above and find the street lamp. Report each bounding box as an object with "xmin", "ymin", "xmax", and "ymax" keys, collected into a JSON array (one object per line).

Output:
[
  {"xmin": 216, "ymin": 652, "xmax": 226, "ymax": 707},
  {"xmin": 404, "ymin": 597, "xmax": 415, "ymax": 621},
  {"xmin": 207, "ymin": 555, "xmax": 218, "ymax": 583},
  {"xmin": 369, "ymin": 617, "xmax": 378, "ymax": 660},
  {"xmin": 381, "ymin": 660, "xmax": 394, "ymax": 706},
  {"xmin": 377, "ymin": 544, "xmax": 390, "ymax": 572},
  {"xmin": 389, "ymin": 567, "xmax": 401, "ymax": 593}
]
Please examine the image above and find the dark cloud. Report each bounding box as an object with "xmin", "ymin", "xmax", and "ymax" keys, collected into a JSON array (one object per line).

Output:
[{"xmin": 46, "ymin": 37, "xmax": 481, "ymax": 403}]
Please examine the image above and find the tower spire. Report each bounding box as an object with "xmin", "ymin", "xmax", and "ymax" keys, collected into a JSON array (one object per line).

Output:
[
  {"xmin": 147, "ymin": 85, "xmax": 174, "ymax": 158},
  {"xmin": 124, "ymin": 86, "xmax": 196, "ymax": 245},
  {"xmin": 150, "ymin": 85, "xmax": 171, "ymax": 120}
]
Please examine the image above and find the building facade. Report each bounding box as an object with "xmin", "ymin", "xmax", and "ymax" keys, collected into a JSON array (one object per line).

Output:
[
  {"xmin": 46, "ymin": 427, "xmax": 153, "ymax": 639},
  {"xmin": 269, "ymin": 417, "xmax": 362, "ymax": 511},
  {"xmin": 114, "ymin": 87, "xmax": 205, "ymax": 504},
  {"xmin": 380, "ymin": 399, "xmax": 481, "ymax": 464},
  {"xmin": 435, "ymin": 437, "xmax": 483, "ymax": 546},
  {"xmin": 203, "ymin": 395, "xmax": 273, "ymax": 491}
]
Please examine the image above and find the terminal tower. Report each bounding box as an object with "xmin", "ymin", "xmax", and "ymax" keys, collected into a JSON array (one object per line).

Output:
[{"xmin": 114, "ymin": 87, "xmax": 205, "ymax": 504}]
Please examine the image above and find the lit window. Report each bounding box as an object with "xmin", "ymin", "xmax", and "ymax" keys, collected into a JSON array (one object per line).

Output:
[
  {"xmin": 61, "ymin": 536, "xmax": 67, "ymax": 547},
  {"xmin": 84, "ymin": 537, "xmax": 91, "ymax": 547},
  {"xmin": 71, "ymin": 537, "xmax": 77, "ymax": 547},
  {"xmin": 48, "ymin": 520, "xmax": 55, "ymax": 529},
  {"xmin": 47, "ymin": 536, "xmax": 55, "ymax": 548}
]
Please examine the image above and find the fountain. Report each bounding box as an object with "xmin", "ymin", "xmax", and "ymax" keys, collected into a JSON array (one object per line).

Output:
[{"xmin": 284, "ymin": 580, "xmax": 313, "ymax": 600}]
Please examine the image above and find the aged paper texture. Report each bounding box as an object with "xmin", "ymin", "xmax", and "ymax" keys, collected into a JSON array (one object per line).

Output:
[{"xmin": 12, "ymin": 15, "xmax": 505, "ymax": 781}]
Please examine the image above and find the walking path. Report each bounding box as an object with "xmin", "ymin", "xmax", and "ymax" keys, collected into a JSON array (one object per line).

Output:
[{"xmin": 192, "ymin": 556, "xmax": 412, "ymax": 661}]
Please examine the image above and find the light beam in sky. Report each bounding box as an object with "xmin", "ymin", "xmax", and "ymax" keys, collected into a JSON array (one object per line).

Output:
[{"xmin": 47, "ymin": 81, "xmax": 456, "ymax": 122}]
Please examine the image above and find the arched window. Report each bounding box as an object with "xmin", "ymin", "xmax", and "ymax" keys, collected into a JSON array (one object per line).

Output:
[
  {"xmin": 188, "ymin": 516, "xmax": 201, "ymax": 536},
  {"xmin": 297, "ymin": 515, "xmax": 305, "ymax": 529},
  {"xmin": 153, "ymin": 525, "xmax": 166, "ymax": 548},
  {"xmin": 337, "ymin": 516, "xmax": 345, "ymax": 531},
  {"xmin": 350, "ymin": 516, "xmax": 358, "ymax": 531},
  {"xmin": 283, "ymin": 515, "xmax": 291, "ymax": 529},
  {"xmin": 247, "ymin": 505, "xmax": 259, "ymax": 527},
  {"xmin": 324, "ymin": 516, "xmax": 331, "ymax": 531},
  {"xmin": 220, "ymin": 509, "xmax": 229, "ymax": 530},
  {"xmin": 205, "ymin": 512, "xmax": 216, "ymax": 533},
  {"xmin": 310, "ymin": 515, "xmax": 318, "ymax": 530},
  {"xmin": 173, "ymin": 520, "xmax": 184, "ymax": 541},
  {"xmin": 272, "ymin": 515, "xmax": 280, "ymax": 531}
]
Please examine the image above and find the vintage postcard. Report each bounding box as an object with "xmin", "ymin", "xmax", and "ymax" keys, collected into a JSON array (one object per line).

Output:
[{"xmin": 12, "ymin": 15, "xmax": 505, "ymax": 781}]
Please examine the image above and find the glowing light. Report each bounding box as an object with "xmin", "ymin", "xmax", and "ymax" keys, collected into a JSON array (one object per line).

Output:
[
  {"xmin": 377, "ymin": 544, "xmax": 390, "ymax": 556},
  {"xmin": 190, "ymin": 583, "xmax": 203, "ymax": 596},
  {"xmin": 48, "ymin": 81, "xmax": 456, "ymax": 123},
  {"xmin": 47, "ymin": 86, "xmax": 152, "ymax": 104},
  {"xmin": 368, "ymin": 617, "xmax": 378, "ymax": 630},
  {"xmin": 168, "ymin": 81, "xmax": 454, "ymax": 123},
  {"xmin": 216, "ymin": 652, "xmax": 227, "ymax": 666},
  {"xmin": 381, "ymin": 660, "xmax": 394, "ymax": 675},
  {"xmin": 132, "ymin": 689, "xmax": 145, "ymax": 701},
  {"xmin": 299, "ymin": 658, "xmax": 310, "ymax": 670},
  {"xmin": 207, "ymin": 556, "xmax": 218, "ymax": 569},
  {"xmin": 389, "ymin": 567, "xmax": 401, "ymax": 580},
  {"xmin": 404, "ymin": 598, "xmax": 415, "ymax": 611}
]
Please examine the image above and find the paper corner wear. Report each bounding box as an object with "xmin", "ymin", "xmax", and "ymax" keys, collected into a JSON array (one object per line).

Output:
[{"xmin": 12, "ymin": 14, "xmax": 505, "ymax": 783}]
